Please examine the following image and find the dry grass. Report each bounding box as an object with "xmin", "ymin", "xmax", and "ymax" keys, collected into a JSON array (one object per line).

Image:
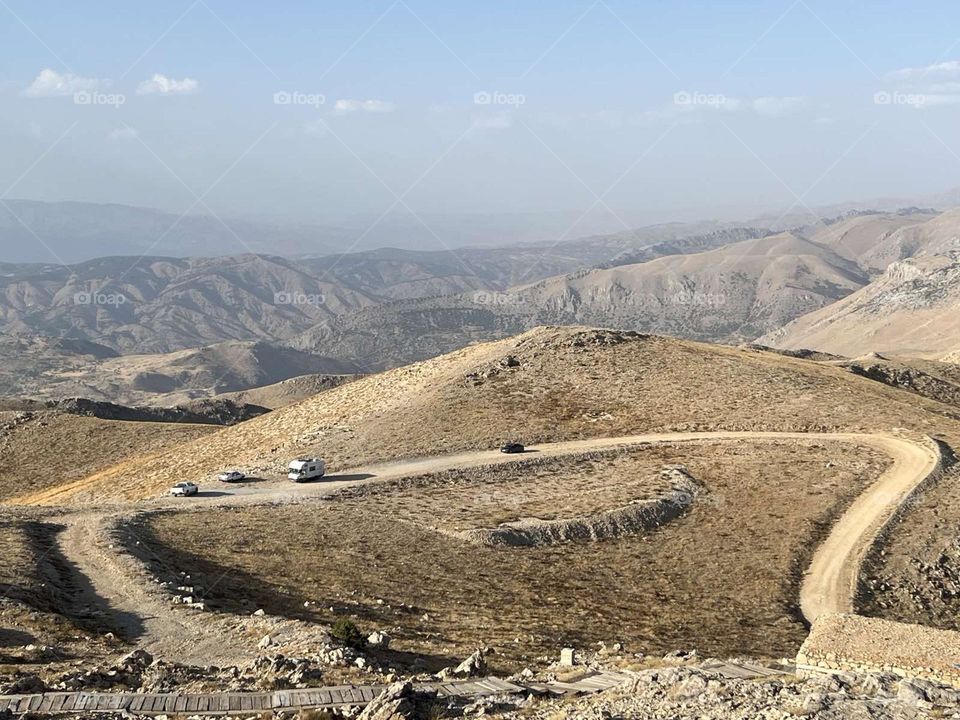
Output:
[
  {"xmin": 0, "ymin": 412, "xmax": 215, "ymax": 501},
  {"xmin": 142, "ymin": 439, "xmax": 888, "ymax": 671},
  {"xmin": 335, "ymin": 449, "xmax": 686, "ymax": 532},
  {"xmin": 52, "ymin": 327, "xmax": 960, "ymax": 504}
]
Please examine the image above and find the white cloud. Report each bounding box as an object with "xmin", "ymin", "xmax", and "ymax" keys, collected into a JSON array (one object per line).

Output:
[
  {"xmin": 878, "ymin": 62, "xmax": 960, "ymax": 110},
  {"xmin": 333, "ymin": 99, "xmax": 395, "ymax": 114},
  {"xmin": 888, "ymin": 60, "xmax": 960, "ymax": 82},
  {"xmin": 751, "ymin": 96, "xmax": 807, "ymax": 117},
  {"xmin": 108, "ymin": 127, "xmax": 139, "ymax": 141},
  {"xmin": 24, "ymin": 69, "xmax": 103, "ymax": 97},
  {"xmin": 136, "ymin": 74, "xmax": 199, "ymax": 95},
  {"xmin": 471, "ymin": 112, "xmax": 513, "ymax": 130}
]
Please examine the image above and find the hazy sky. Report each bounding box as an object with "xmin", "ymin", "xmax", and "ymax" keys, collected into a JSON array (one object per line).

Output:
[{"xmin": 4, "ymin": 0, "xmax": 960, "ymax": 233}]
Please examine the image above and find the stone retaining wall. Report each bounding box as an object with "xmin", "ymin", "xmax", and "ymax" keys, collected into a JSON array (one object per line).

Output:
[
  {"xmin": 797, "ymin": 613, "xmax": 960, "ymax": 688},
  {"xmin": 456, "ymin": 466, "xmax": 698, "ymax": 547}
]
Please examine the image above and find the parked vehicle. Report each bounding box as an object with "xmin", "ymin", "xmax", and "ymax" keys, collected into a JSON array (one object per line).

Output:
[
  {"xmin": 500, "ymin": 442, "xmax": 525, "ymax": 454},
  {"xmin": 217, "ymin": 470, "xmax": 246, "ymax": 483},
  {"xmin": 288, "ymin": 458, "xmax": 326, "ymax": 482},
  {"xmin": 170, "ymin": 481, "xmax": 199, "ymax": 497}
]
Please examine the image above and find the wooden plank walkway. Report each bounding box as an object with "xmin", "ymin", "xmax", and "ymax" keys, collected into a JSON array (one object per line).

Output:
[
  {"xmin": 0, "ymin": 677, "xmax": 525, "ymax": 716},
  {"xmin": 0, "ymin": 666, "xmax": 786, "ymax": 715}
]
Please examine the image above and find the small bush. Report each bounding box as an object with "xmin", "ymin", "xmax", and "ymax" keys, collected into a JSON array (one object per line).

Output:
[{"xmin": 331, "ymin": 618, "xmax": 365, "ymax": 648}]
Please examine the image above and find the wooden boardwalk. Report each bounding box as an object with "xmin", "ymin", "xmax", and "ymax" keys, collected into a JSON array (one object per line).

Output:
[
  {"xmin": 0, "ymin": 665, "xmax": 791, "ymax": 716},
  {"xmin": 0, "ymin": 675, "xmax": 597, "ymax": 716}
]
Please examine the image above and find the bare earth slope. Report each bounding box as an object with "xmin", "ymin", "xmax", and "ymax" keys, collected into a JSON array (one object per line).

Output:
[
  {"xmin": 809, "ymin": 211, "xmax": 938, "ymax": 272},
  {"xmin": 760, "ymin": 254, "xmax": 960, "ymax": 358},
  {"xmin": 301, "ymin": 233, "xmax": 869, "ymax": 369},
  {"xmin": 26, "ymin": 341, "xmax": 360, "ymax": 406},
  {"xmin": 0, "ymin": 255, "xmax": 379, "ymax": 354},
  {"xmin": 858, "ymin": 207, "xmax": 960, "ymax": 271},
  {"xmin": 519, "ymin": 232, "xmax": 867, "ymax": 342}
]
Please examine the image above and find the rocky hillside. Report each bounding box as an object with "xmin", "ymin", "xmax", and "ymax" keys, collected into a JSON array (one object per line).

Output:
[
  {"xmin": 855, "ymin": 207, "xmax": 960, "ymax": 272},
  {"xmin": 0, "ymin": 224, "xmax": 759, "ymax": 357},
  {"xmin": 519, "ymin": 232, "xmax": 867, "ymax": 340},
  {"xmin": 3, "ymin": 339, "xmax": 359, "ymax": 406},
  {"xmin": 836, "ymin": 353, "xmax": 960, "ymax": 409},
  {"xmin": 760, "ymin": 254, "xmax": 960, "ymax": 358},
  {"xmin": 808, "ymin": 210, "xmax": 939, "ymax": 272},
  {"xmin": 498, "ymin": 664, "xmax": 954, "ymax": 719},
  {"xmin": 0, "ymin": 255, "xmax": 379, "ymax": 353},
  {"xmin": 301, "ymin": 232, "xmax": 868, "ymax": 368}
]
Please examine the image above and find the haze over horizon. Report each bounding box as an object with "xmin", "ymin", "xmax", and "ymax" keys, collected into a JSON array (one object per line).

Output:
[{"xmin": 4, "ymin": 0, "xmax": 960, "ymax": 263}]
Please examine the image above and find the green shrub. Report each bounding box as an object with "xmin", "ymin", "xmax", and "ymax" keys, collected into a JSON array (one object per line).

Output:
[{"xmin": 331, "ymin": 618, "xmax": 365, "ymax": 648}]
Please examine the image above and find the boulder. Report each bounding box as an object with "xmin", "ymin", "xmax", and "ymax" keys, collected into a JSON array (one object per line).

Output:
[
  {"xmin": 367, "ymin": 631, "xmax": 391, "ymax": 649},
  {"xmin": 435, "ymin": 647, "xmax": 491, "ymax": 679},
  {"xmin": 357, "ymin": 681, "xmax": 416, "ymax": 720},
  {"xmin": 118, "ymin": 649, "xmax": 154, "ymax": 672}
]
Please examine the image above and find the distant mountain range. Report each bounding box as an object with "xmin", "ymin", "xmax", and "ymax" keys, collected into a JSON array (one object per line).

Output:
[
  {"xmin": 3, "ymin": 203, "xmax": 960, "ymax": 402},
  {"xmin": 5, "ymin": 190, "xmax": 957, "ymax": 263}
]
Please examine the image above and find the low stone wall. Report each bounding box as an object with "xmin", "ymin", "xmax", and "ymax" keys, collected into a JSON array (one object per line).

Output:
[
  {"xmin": 457, "ymin": 466, "xmax": 699, "ymax": 547},
  {"xmin": 797, "ymin": 613, "xmax": 960, "ymax": 688}
]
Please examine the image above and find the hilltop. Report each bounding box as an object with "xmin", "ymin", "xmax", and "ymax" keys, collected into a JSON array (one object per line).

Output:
[{"xmin": 36, "ymin": 325, "xmax": 960, "ymax": 504}]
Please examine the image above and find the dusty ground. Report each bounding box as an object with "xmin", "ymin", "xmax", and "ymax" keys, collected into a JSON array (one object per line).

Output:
[
  {"xmin": 140, "ymin": 439, "xmax": 888, "ymax": 672},
  {"xmin": 332, "ymin": 449, "xmax": 696, "ymax": 532},
  {"xmin": 0, "ymin": 412, "xmax": 215, "ymax": 501}
]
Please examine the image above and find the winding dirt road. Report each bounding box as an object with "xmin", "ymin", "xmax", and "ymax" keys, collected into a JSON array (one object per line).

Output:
[{"xmin": 31, "ymin": 430, "xmax": 944, "ymax": 664}]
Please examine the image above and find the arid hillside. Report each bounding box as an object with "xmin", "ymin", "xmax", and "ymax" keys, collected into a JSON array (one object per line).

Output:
[
  {"xmin": 518, "ymin": 232, "xmax": 867, "ymax": 341},
  {"xmin": 808, "ymin": 211, "xmax": 938, "ymax": 272},
  {"xmin": 760, "ymin": 254, "xmax": 960, "ymax": 358},
  {"xmin": 300, "ymin": 232, "xmax": 871, "ymax": 369},
  {"xmin": 0, "ymin": 411, "xmax": 215, "ymax": 500},
  {"xmin": 30, "ymin": 326, "xmax": 960, "ymax": 504},
  {"xmin": 16, "ymin": 340, "xmax": 359, "ymax": 406},
  {"xmin": 857, "ymin": 207, "xmax": 960, "ymax": 271}
]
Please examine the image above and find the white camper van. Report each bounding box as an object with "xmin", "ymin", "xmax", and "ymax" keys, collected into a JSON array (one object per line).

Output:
[{"xmin": 287, "ymin": 457, "xmax": 325, "ymax": 482}]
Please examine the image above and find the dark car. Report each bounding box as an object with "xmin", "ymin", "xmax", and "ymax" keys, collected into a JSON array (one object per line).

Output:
[{"xmin": 500, "ymin": 442, "xmax": 525, "ymax": 454}]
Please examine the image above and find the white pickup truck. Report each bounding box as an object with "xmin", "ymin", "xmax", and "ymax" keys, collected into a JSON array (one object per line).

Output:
[{"xmin": 287, "ymin": 458, "xmax": 325, "ymax": 482}]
